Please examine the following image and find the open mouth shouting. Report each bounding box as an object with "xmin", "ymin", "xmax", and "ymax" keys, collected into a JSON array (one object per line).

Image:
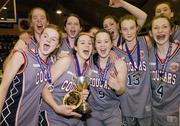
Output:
[
  {"xmin": 83, "ymin": 49, "xmax": 90, "ymax": 55},
  {"xmin": 100, "ymin": 48, "xmax": 107, "ymax": 55},
  {"xmin": 43, "ymin": 43, "xmax": 51, "ymax": 52},
  {"xmin": 156, "ymin": 34, "xmax": 166, "ymax": 41},
  {"xmin": 70, "ymin": 29, "xmax": 77, "ymax": 36}
]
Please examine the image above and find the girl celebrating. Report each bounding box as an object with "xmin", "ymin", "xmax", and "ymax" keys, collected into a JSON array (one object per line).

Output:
[
  {"xmin": 0, "ymin": 24, "xmax": 62, "ymax": 126},
  {"xmin": 149, "ymin": 15, "xmax": 180, "ymax": 126},
  {"xmin": 39, "ymin": 32, "xmax": 93, "ymax": 126},
  {"xmin": 87, "ymin": 29, "xmax": 127, "ymax": 126},
  {"xmin": 103, "ymin": 0, "xmax": 147, "ymax": 47},
  {"xmin": 113, "ymin": 15, "xmax": 152, "ymax": 126},
  {"xmin": 3, "ymin": 7, "xmax": 49, "ymax": 70},
  {"xmin": 155, "ymin": 2, "xmax": 180, "ymax": 44},
  {"xmin": 57, "ymin": 14, "xmax": 83, "ymax": 56}
]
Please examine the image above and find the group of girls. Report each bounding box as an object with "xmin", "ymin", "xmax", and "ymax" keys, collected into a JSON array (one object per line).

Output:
[{"xmin": 0, "ymin": 0, "xmax": 179, "ymax": 126}]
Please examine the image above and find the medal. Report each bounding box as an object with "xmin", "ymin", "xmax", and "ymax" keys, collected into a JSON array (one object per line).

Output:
[
  {"xmin": 47, "ymin": 84, "xmax": 54, "ymax": 92},
  {"xmin": 133, "ymin": 71, "xmax": 141, "ymax": 80},
  {"xmin": 155, "ymin": 43, "xmax": 172, "ymax": 85}
]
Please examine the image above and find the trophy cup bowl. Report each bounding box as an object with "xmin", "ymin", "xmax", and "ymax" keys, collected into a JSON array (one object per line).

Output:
[
  {"xmin": 63, "ymin": 76, "xmax": 91, "ymax": 114},
  {"xmin": 63, "ymin": 90, "xmax": 82, "ymax": 110}
]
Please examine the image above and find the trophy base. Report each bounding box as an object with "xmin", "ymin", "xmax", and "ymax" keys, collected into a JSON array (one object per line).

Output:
[{"xmin": 76, "ymin": 101, "xmax": 91, "ymax": 115}]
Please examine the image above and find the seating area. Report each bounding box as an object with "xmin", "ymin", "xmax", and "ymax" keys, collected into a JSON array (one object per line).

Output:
[{"xmin": 0, "ymin": 35, "xmax": 18, "ymax": 70}]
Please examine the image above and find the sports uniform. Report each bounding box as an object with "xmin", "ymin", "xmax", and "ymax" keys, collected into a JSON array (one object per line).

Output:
[
  {"xmin": 149, "ymin": 43, "xmax": 180, "ymax": 126},
  {"xmin": 86, "ymin": 57, "xmax": 123, "ymax": 126},
  {"xmin": 57, "ymin": 37, "xmax": 73, "ymax": 56},
  {"xmin": 39, "ymin": 54, "xmax": 87, "ymax": 126},
  {"xmin": 27, "ymin": 36, "xmax": 38, "ymax": 49},
  {"xmin": 0, "ymin": 48, "xmax": 49, "ymax": 126},
  {"xmin": 172, "ymin": 25, "xmax": 180, "ymax": 44},
  {"xmin": 113, "ymin": 36, "xmax": 152, "ymax": 126}
]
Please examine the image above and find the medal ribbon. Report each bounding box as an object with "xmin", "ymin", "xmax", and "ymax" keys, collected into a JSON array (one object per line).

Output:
[
  {"xmin": 74, "ymin": 55, "xmax": 88, "ymax": 77},
  {"xmin": 66, "ymin": 37, "xmax": 73, "ymax": 54},
  {"xmin": 125, "ymin": 40, "xmax": 140, "ymax": 71},
  {"xmin": 98, "ymin": 58, "xmax": 111, "ymax": 83},
  {"xmin": 155, "ymin": 43, "xmax": 172, "ymax": 78},
  {"xmin": 35, "ymin": 48, "xmax": 52, "ymax": 84}
]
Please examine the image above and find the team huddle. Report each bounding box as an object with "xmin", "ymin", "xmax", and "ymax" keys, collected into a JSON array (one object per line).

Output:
[{"xmin": 0, "ymin": 0, "xmax": 179, "ymax": 126}]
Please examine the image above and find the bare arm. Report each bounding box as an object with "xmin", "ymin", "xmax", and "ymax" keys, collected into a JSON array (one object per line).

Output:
[
  {"xmin": 109, "ymin": 0, "xmax": 147, "ymax": 27},
  {"xmin": 41, "ymin": 55, "xmax": 82, "ymax": 117},
  {"xmin": 108, "ymin": 58, "xmax": 127, "ymax": 95},
  {"xmin": 51, "ymin": 56, "xmax": 71, "ymax": 83},
  {"xmin": 0, "ymin": 51, "xmax": 24, "ymax": 111},
  {"xmin": 42, "ymin": 85, "xmax": 81, "ymax": 117}
]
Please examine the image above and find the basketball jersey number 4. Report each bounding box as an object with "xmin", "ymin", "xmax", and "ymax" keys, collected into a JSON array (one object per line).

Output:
[{"xmin": 156, "ymin": 85, "xmax": 163, "ymax": 98}]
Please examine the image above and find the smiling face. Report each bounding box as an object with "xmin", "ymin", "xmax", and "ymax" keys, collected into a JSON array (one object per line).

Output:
[
  {"xmin": 75, "ymin": 34, "xmax": 93, "ymax": 61},
  {"xmin": 103, "ymin": 17, "xmax": 119, "ymax": 41},
  {"xmin": 39, "ymin": 27, "xmax": 60, "ymax": 56},
  {"xmin": 95, "ymin": 31, "xmax": 112, "ymax": 59},
  {"xmin": 150, "ymin": 17, "xmax": 172, "ymax": 46},
  {"xmin": 120, "ymin": 19, "xmax": 138, "ymax": 43},
  {"xmin": 64, "ymin": 16, "xmax": 82, "ymax": 39},
  {"xmin": 30, "ymin": 8, "xmax": 49, "ymax": 35},
  {"xmin": 155, "ymin": 3, "xmax": 174, "ymax": 19}
]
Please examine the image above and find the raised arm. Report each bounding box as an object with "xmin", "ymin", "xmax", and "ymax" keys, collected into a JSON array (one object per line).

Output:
[
  {"xmin": 0, "ymin": 51, "xmax": 24, "ymax": 111},
  {"xmin": 109, "ymin": 0, "xmax": 147, "ymax": 28}
]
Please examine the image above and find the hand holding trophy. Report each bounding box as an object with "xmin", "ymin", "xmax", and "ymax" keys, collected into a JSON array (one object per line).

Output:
[{"xmin": 63, "ymin": 76, "xmax": 91, "ymax": 114}]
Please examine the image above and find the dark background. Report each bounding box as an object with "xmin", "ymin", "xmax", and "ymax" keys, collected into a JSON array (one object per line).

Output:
[
  {"xmin": 0, "ymin": 0, "xmax": 179, "ymax": 70},
  {"xmin": 1, "ymin": 0, "xmax": 179, "ymax": 29}
]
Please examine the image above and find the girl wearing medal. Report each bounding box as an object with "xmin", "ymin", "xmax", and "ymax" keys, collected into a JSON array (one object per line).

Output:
[
  {"xmin": 154, "ymin": 2, "xmax": 180, "ymax": 44},
  {"xmin": 3, "ymin": 7, "xmax": 49, "ymax": 70},
  {"xmin": 0, "ymin": 24, "xmax": 64, "ymax": 125},
  {"xmin": 86, "ymin": 29, "xmax": 127, "ymax": 126},
  {"xmin": 113, "ymin": 14, "xmax": 152, "ymax": 126},
  {"xmin": 39, "ymin": 32, "xmax": 93, "ymax": 126},
  {"xmin": 57, "ymin": 14, "xmax": 83, "ymax": 57},
  {"xmin": 103, "ymin": 0, "xmax": 147, "ymax": 47},
  {"xmin": 149, "ymin": 15, "xmax": 180, "ymax": 126}
]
